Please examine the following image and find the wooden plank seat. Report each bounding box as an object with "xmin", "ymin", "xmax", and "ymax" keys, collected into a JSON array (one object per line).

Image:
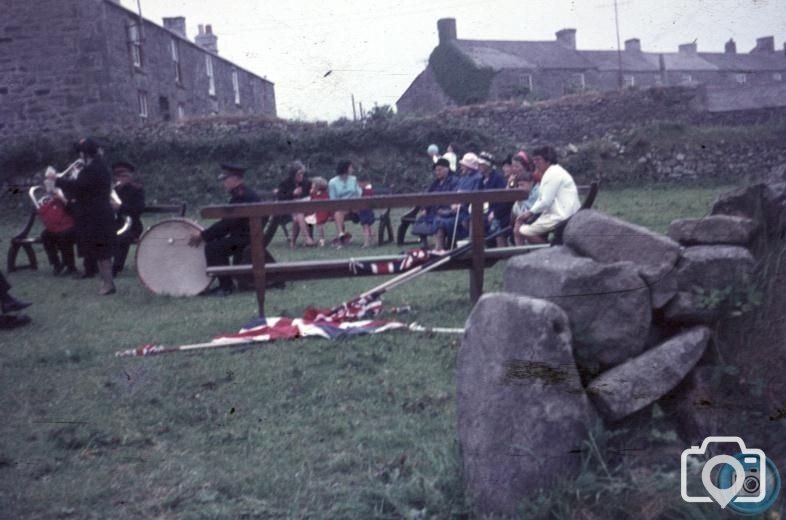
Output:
[
  {"xmin": 6, "ymin": 202, "xmax": 187, "ymax": 272},
  {"xmin": 206, "ymin": 244, "xmax": 549, "ymax": 282}
]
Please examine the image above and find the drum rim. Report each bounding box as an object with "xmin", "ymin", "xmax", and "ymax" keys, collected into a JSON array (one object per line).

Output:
[{"xmin": 135, "ymin": 217, "xmax": 211, "ymax": 297}]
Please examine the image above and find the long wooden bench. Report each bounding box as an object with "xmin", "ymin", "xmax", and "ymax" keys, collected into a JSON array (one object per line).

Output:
[
  {"xmin": 7, "ymin": 202, "xmax": 187, "ymax": 272},
  {"xmin": 203, "ymin": 184, "xmax": 599, "ymax": 316}
]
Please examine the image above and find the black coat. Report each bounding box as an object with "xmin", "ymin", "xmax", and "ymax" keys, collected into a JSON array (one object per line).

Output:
[
  {"xmin": 202, "ymin": 184, "xmax": 260, "ymax": 241},
  {"xmin": 56, "ymin": 158, "xmax": 116, "ymax": 255},
  {"xmin": 277, "ymin": 176, "xmax": 312, "ymax": 201},
  {"xmin": 116, "ymin": 182, "xmax": 146, "ymax": 239}
]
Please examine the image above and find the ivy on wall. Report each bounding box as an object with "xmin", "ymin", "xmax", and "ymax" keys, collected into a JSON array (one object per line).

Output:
[{"xmin": 429, "ymin": 43, "xmax": 496, "ymax": 105}]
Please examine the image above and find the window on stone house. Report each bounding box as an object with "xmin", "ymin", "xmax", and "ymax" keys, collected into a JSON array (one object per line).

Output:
[
  {"xmin": 577, "ymin": 73, "xmax": 586, "ymax": 89},
  {"xmin": 171, "ymin": 39, "xmax": 182, "ymax": 84},
  {"xmin": 735, "ymin": 73, "xmax": 747, "ymax": 85},
  {"xmin": 682, "ymin": 73, "xmax": 693, "ymax": 84},
  {"xmin": 206, "ymin": 55, "xmax": 216, "ymax": 96},
  {"xmin": 623, "ymin": 75, "xmax": 635, "ymax": 87},
  {"xmin": 177, "ymin": 103, "xmax": 186, "ymax": 121},
  {"xmin": 128, "ymin": 24, "xmax": 143, "ymax": 68},
  {"xmin": 525, "ymin": 74, "xmax": 533, "ymax": 92},
  {"xmin": 232, "ymin": 70, "xmax": 240, "ymax": 105},
  {"xmin": 774, "ymin": 72, "xmax": 783, "ymax": 81},
  {"xmin": 137, "ymin": 91, "xmax": 148, "ymax": 118}
]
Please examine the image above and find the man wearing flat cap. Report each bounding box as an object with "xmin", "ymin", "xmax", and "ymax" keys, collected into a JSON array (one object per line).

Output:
[
  {"xmin": 111, "ymin": 160, "xmax": 146, "ymax": 276},
  {"xmin": 188, "ymin": 164, "xmax": 260, "ymax": 296}
]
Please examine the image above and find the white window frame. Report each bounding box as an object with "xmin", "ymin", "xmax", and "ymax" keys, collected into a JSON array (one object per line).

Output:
[
  {"xmin": 171, "ymin": 39, "xmax": 182, "ymax": 84},
  {"xmin": 525, "ymin": 74, "xmax": 533, "ymax": 92},
  {"xmin": 773, "ymin": 72, "xmax": 783, "ymax": 81},
  {"xmin": 682, "ymin": 73, "xmax": 693, "ymax": 84},
  {"xmin": 623, "ymin": 74, "xmax": 635, "ymax": 87},
  {"xmin": 206, "ymin": 55, "xmax": 216, "ymax": 96},
  {"xmin": 177, "ymin": 103, "xmax": 185, "ymax": 121},
  {"xmin": 232, "ymin": 69, "xmax": 240, "ymax": 105},
  {"xmin": 577, "ymin": 72, "xmax": 586, "ymax": 89},
  {"xmin": 128, "ymin": 24, "xmax": 142, "ymax": 68},
  {"xmin": 137, "ymin": 91, "xmax": 148, "ymax": 118},
  {"xmin": 735, "ymin": 73, "xmax": 747, "ymax": 85}
]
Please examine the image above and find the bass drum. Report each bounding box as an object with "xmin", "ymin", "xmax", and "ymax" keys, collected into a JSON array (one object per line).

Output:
[{"xmin": 135, "ymin": 218, "xmax": 212, "ymax": 297}]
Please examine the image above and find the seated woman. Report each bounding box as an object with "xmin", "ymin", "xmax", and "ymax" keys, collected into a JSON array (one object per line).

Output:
[
  {"xmin": 304, "ymin": 177, "xmax": 330, "ymax": 247},
  {"xmin": 328, "ymin": 160, "xmax": 374, "ymax": 248},
  {"xmin": 411, "ymin": 158, "xmax": 458, "ymax": 252},
  {"xmin": 277, "ymin": 160, "xmax": 314, "ymax": 247}
]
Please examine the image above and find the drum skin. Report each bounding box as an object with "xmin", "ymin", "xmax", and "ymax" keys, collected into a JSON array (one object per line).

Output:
[{"xmin": 135, "ymin": 218, "xmax": 212, "ymax": 297}]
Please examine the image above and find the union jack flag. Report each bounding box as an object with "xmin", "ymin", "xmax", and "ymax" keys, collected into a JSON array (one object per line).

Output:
[{"xmin": 349, "ymin": 248, "xmax": 433, "ymax": 275}]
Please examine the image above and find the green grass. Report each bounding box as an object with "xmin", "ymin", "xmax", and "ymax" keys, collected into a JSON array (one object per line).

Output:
[{"xmin": 0, "ymin": 182, "xmax": 741, "ymax": 519}]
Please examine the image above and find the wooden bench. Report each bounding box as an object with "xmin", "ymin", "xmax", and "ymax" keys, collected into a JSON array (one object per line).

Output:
[
  {"xmin": 202, "ymin": 190, "xmax": 533, "ymax": 316},
  {"xmin": 6, "ymin": 202, "xmax": 187, "ymax": 272},
  {"xmin": 203, "ymin": 182, "xmax": 600, "ymax": 316}
]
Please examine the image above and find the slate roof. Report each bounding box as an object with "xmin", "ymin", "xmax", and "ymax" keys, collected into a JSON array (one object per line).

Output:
[
  {"xmin": 455, "ymin": 39, "xmax": 594, "ymax": 70},
  {"xmin": 452, "ymin": 37, "xmax": 786, "ymax": 74}
]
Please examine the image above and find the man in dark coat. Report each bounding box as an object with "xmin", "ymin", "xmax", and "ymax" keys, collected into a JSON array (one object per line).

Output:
[
  {"xmin": 111, "ymin": 161, "xmax": 146, "ymax": 276},
  {"xmin": 50, "ymin": 138, "xmax": 116, "ymax": 295},
  {"xmin": 188, "ymin": 164, "xmax": 263, "ymax": 296}
]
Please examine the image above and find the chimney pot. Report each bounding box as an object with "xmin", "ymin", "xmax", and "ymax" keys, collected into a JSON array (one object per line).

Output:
[
  {"xmin": 556, "ymin": 28, "xmax": 576, "ymax": 49},
  {"xmin": 195, "ymin": 23, "xmax": 218, "ymax": 53},
  {"xmin": 624, "ymin": 38, "xmax": 641, "ymax": 52},
  {"xmin": 724, "ymin": 38, "xmax": 736, "ymax": 54},
  {"xmin": 678, "ymin": 42, "xmax": 697, "ymax": 54},
  {"xmin": 751, "ymin": 36, "xmax": 774, "ymax": 53},
  {"xmin": 437, "ymin": 18, "xmax": 457, "ymax": 45},
  {"xmin": 163, "ymin": 16, "xmax": 187, "ymax": 39}
]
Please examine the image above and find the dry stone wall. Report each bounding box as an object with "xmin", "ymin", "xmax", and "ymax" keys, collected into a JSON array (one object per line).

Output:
[{"xmin": 457, "ymin": 168, "xmax": 786, "ymax": 516}]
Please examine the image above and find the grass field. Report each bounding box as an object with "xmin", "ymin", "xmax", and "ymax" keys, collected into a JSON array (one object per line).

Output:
[{"xmin": 0, "ymin": 183, "xmax": 742, "ymax": 519}]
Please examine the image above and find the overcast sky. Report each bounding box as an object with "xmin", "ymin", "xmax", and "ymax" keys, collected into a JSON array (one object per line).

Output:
[{"xmin": 120, "ymin": 0, "xmax": 786, "ymax": 121}]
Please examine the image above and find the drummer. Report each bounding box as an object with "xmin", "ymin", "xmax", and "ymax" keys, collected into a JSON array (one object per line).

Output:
[
  {"xmin": 188, "ymin": 163, "xmax": 260, "ymax": 296},
  {"xmin": 111, "ymin": 161, "xmax": 146, "ymax": 276}
]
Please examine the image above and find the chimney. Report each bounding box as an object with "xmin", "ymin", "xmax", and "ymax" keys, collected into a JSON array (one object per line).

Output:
[
  {"xmin": 624, "ymin": 38, "xmax": 641, "ymax": 52},
  {"xmin": 556, "ymin": 28, "xmax": 576, "ymax": 49},
  {"xmin": 163, "ymin": 16, "xmax": 186, "ymax": 39},
  {"xmin": 678, "ymin": 42, "xmax": 697, "ymax": 54},
  {"xmin": 195, "ymin": 23, "xmax": 218, "ymax": 54},
  {"xmin": 437, "ymin": 18, "xmax": 457, "ymax": 45},
  {"xmin": 751, "ymin": 36, "xmax": 775, "ymax": 53},
  {"xmin": 724, "ymin": 38, "xmax": 736, "ymax": 54}
]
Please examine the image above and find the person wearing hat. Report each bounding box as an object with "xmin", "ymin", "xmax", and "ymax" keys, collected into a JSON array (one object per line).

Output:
[
  {"xmin": 517, "ymin": 146, "xmax": 581, "ymax": 244},
  {"xmin": 477, "ymin": 151, "xmax": 510, "ymax": 246},
  {"xmin": 49, "ymin": 138, "xmax": 117, "ymax": 295},
  {"xmin": 111, "ymin": 161, "xmax": 146, "ymax": 276},
  {"xmin": 412, "ymin": 157, "xmax": 457, "ymax": 252},
  {"xmin": 188, "ymin": 164, "xmax": 261, "ymax": 296}
]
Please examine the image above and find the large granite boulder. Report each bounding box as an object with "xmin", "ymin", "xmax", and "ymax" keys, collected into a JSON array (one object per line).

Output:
[
  {"xmin": 457, "ymin": 293, "xmax": 594, "ymax": 516},
  {"xmin": 663, "ymin": 245, "xmax": 756, "ymax": 324},
  {"xmin": 667, "ymin": 215, "xmax": 759, "ymax": 246},
  {"xmin": 563, "ymin": 209, "xmax": 682, "ymax": 281},
  {"xmin": 504, "ymin": 247, "xmax": 651, "ymax": 367},
  {"xmin": 587, "ymin": 326, "xmax": 710, "ymax": 421}
]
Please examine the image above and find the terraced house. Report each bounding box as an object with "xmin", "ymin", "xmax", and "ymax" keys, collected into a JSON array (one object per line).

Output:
[
  {"xmin": 0, "ymin": 0, "xmax": 276, "ymax": 139},
  {"xmin": 397, "ymin": 18, "xmax": 786, "ymax": 114}
]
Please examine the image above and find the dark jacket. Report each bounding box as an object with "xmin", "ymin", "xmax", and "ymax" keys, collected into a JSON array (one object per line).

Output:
[
  {"xmin": 425, "ymin": 174, "xmax": 458, "ymax": 217},
  {"xmin": 202, "ymin": 184, "xmax": 260, "ymax": 241},
  {"xmin": 480, "ymin": 169, "xmax": 510, "ymax": 222},
  {"xmin": 277, "ymin": 176, "xmax": 312, "ymax": 201},
  {"xmin": 56, "ymin": 157, "xmax": 115, "ymax": 241},
  {"xmin": 116, "ymin": 182, "xmax": 146, "ymax": 239}
]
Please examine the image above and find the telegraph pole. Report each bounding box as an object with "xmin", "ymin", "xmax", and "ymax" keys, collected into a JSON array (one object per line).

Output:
[{"xmin": 614, "ymin": 0, "xmax": 623, "ymax": 88}]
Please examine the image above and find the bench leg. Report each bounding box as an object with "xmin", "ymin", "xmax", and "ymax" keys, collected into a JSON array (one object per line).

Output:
[{"xmin": 7, "ymin": 243, "xmax": 38, "ymax": 272}]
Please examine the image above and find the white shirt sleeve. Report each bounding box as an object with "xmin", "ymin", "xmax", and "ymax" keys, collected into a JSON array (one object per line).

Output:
[{"xmin": 528, "ymin": 168, "xmax": 558, "ymax": 214}]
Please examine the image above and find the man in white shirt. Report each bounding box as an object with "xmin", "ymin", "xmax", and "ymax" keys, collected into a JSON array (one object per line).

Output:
[{"xmin": 517, "ymin": 146, "xmax": 581, "ymax": 244}]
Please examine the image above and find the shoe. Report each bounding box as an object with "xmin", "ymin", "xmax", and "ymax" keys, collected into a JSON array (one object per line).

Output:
[
  {"xmin": 74, "ymin": 271, "xmax": 96, "ymax": 279},
  {"xmin": 0, "ymin": 314, "xmax": 31, "ymax": 330},
  {"xmin": 1, "ymin": 296, "xmax": 32, "ymax": 314},
  {"xmin": 112, "ymin": 266, "xmax": 123, "ymax": 277},
  {"xmin": 203, "ymin": 285, "xmax": 233, "ymax": 297},
  {"xmin": 64, "ymin": 266, "xmax": 77, "ymax": 275},
  {"xmin": 52, "ymin": 264, "xmax": 64, "ymax": 276},
  {"xmin": 99, "ymin": 286, "xmax": 116, "ymax": 296}
]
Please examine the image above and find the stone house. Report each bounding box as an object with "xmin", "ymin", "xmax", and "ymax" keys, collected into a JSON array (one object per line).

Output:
[
  {"xmin": 397, "ymin": 18, "xmax": 786, "ymax": 114},
  {"xmin": 0, "ymin": 0, "xmax": 276, "ymax": 140}
]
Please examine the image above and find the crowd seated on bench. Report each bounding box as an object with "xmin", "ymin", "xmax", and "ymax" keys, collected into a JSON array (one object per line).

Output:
[{"xmin": 409, "ymin": 144, "xmax": 583, "ymax": 251}]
